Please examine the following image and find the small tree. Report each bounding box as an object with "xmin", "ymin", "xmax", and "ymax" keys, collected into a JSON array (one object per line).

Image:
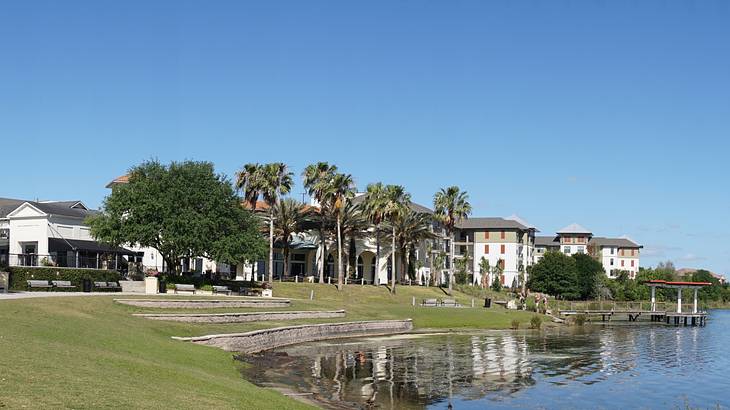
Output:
[
  {"xmin": 528, "ymin": 251, "xmax": 580, "ymax": 299},
  {"xmin": 478, "ymin": 256, "xmax": 490, "ymax": 288},
  {"xmin": 572, "ymin": 253, "xmax": 604, "ymax": 300},
  {"xmin": 491, "ymin": 275, "xmax": 502, "ymax": 292}
]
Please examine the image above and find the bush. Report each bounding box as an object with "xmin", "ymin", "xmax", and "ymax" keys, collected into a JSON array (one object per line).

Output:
[
  {"xmin": 491, "ymin": 277, "xmax": 502, "ymax": 292},
  {"xmin": 8, "ymin": 266, "xmax": 121, "ymax": 291},
  {"xmin": 530, "ymin": 315, "xmax": 542, "ymax": 330},
  {"xmin": 510, "ymin": 319, "xmax": 520, "ymax": 330},
  {"xmin": 526, "ymin": 298, "xmax": 537, "ymax": 312}
]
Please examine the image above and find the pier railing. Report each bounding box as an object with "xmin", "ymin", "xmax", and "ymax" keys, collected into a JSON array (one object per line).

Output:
[{"xmin": 551, "ymin": 300, "xmax": 708, "ymax": 313}]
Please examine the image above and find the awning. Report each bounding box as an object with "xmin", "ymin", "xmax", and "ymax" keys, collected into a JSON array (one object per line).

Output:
[{"xmin": 48, "ymin": 238, "xmax": 137, "ymax": 256}]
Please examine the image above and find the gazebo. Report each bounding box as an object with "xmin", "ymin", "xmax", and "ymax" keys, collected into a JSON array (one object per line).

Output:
[{"xmin": 645, "ymin": 280, "xmax": 711, "ymax": 326}]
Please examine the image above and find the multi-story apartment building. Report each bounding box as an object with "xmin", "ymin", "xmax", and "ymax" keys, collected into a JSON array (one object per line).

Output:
[
  {"xmin": 453, "ymin": 216, "xmax": 537, "ymax": 288},
  {"xmin": 534, "ymin": 223, "xmax": 642, "ymax": 278}
]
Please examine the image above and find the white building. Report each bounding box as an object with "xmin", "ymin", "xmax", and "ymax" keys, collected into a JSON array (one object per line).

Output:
[{"xmin": 0, "ymin": 197, "xmax": 136, "ymax": 270}]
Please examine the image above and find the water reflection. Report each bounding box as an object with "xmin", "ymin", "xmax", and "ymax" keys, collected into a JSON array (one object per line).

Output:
[{"xmin": 242, "ymin": 311, "xmax": 729, "ymax": 409}]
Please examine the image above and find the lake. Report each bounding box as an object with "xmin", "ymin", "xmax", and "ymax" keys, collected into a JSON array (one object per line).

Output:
[{"xmin": 242, "ymin": 310, "xmax": 730, "ymax": 409}]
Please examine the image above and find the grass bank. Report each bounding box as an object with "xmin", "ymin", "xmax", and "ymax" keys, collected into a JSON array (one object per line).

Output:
[{"xmin": 0, "ymin": 283, "xmax": 540, "ymax": 409}]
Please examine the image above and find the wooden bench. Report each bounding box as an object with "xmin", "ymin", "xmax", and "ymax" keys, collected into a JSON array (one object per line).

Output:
[
  {"xmin": 421, "ymin": 298, "xmax": 439, "ymax": 307},
  {"xmin": 27, "ymin": 280, "xmax": 53, "ymax": 290},
  {"xmin": 174, "ymin": 284, "xmax": 197, "ymax": 294},
  {"xmin": 106, "ymin": 281, "xmax": 122, "ymax": 291},
  {"xmin": 212, "ymin": 285, "xmax": 232, "ymax": 295},
  {"xmin": 441, "ymin": 299, "xmax": 460, "ymax": 307},
  {"xmin": 52, "ymin": 280, "xmax": 76, "ymax": 290}
]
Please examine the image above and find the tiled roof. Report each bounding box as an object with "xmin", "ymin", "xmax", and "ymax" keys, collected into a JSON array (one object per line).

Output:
[
  {"xmin": 105, "ymin": 174, "xmax": 130, "ymax": 188},
  {"xmin": 589, "ymin": 237, "xmax": 642, "ymax": 248},
  {"xmin": 456, "ymin": 217, "xmax": 528, "ymax": 230},
  {"xmin": 535, "ymin": 235, "xmax": 560, "ymax": 247}
]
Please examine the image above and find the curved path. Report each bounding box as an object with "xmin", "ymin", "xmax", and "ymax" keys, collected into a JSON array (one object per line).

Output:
[
  {"xmin": 133, "ymin": 310, "xmax": 346, "ymax": 323},
  {"xmin": 115, "ymin": 298, "xmax": 291, "ymax": 309}
]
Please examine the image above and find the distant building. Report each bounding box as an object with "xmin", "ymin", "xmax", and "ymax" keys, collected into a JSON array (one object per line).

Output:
[
  {"xmin": 676, "ymin": 268, "xmax": 725, "ymax": 284},
  {"xmin": 534, "ymin": 223, "xmax": 642, "ymax": 279}
]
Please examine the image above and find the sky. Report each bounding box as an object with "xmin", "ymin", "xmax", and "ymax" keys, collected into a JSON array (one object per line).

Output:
[{"xmin": 1, "ymin": 1, "xmax": 728, "ymax": 275}]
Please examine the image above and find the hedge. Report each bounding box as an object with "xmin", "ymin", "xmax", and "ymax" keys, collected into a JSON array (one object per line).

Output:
[{"xmin": 8, "ymin": 266, "xmax": 121, "ymax": 292}]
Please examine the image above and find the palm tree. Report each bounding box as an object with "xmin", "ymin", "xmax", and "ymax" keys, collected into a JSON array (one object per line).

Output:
[
  {"xmin": 271, "ymin": 198, "xmax": 307, "ymax": 281},
  {"xmin": 386, "ymin": 209, "xmax": 436, "ymax": 286},
  {"xmin": 243, "ymin": 163, "xmax": 293, "ymax": 284},
  {"xmin": 302, "ymin": 162, "xmax": 338, "ymax": 283},
  {"xmin": 337, "ymin": 202, "xmax": 369, "ymax": 281},
  {"xmin": 381, "ymin": 185, "xmax": 411, "ymax": 293},
  {"xmin": 236, "ymin": 163, "xmax": 264, "ymax": 210},
  {"xmin": 433, "ymin": 186, "xmax": 472, "ymax": 296},
  {"xmin": 321, "ymin": 173, "xmax": 355, "ymax": 289},
  {"xmin": 361, "ymin": 182, "xmax": 388, "ymax": 285}
]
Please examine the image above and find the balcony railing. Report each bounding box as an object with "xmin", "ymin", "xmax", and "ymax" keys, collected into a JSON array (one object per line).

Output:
[{"xmin": 3, "ymin": 253, "xmax": 125, "ymax": 271}]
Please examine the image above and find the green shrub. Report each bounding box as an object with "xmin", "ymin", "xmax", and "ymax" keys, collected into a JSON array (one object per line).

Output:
[
  {"xmin": 8, "ymin": 266, "xmax": 121, "ymax": 291},
  {"xmin": 574, "ymin": 314, "xmax": 586, "ymax": 326},
  {"xmin": 510, "ymin": 319, "xmax": 520, "ymax": 330},
  {"xmin": 526, "ymin": 298, "xmax": 537, "ymax": 312},
  {"xmin": 491, "ymin": 277, "xmax": 502, "ymax": 292},
  {"xmin": 530, "ymin": 315, "xmax": 542, "ymax": 330}
]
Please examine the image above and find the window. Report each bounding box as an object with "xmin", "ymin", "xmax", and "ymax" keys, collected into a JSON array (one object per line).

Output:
[
  {"xmin": 610, "ymin": 258, "xmax": 614, "ymax": 266},
  {"xmin": 610, "ymin": 247, "xmax": 615, "ymax": 255},
  {"xmin": 578, "ymin": 236, "xmax": 584, "ymax": 243},
  {"xmin": 621, "ymin": 260, "xmax": 625, "ymax": 267},
  {"xmin": 631, "ymin": 249, "xmax": 635, "ymax": 256},
  {"xmin": 500, "ymin": 231, "xmax": 506, "ymax": 239},
  {"xmin": 485, "ymin": 231, "xmax": 490, "ymax": 239},
  {"xmin": 577, "ymin": 246, "xmax": 584, "ymax": 254},
  {"xmin": 563, "ymin": 246, "xmax": 571, "ymax": 254},
  {"xmin": 484, "ymin": 245, "xmax": 489, "ymax": 254},
  {"xmin": 500, "ymin": 244, "xmax": 505, "ymax": 254},
  {"xmin": 564, "ymin": 237, "xmax": 571, "ymax": 244},
  {"xmin": 631, "ymin": 260, "xmax": 635, "ymax": 267}
]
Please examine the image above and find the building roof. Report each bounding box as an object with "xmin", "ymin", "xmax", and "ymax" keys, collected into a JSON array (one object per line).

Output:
[
  {"xmin": 676, "ymin": 268, "xmax": 725, "ymax": 282},
  {"xmin": 589, "ymin": 237, "xmax": 642, "ymax": 248},
  {"xmin": 105, "ymin": 174, "xmax": 130, "ymax": 188},
  {"xmin": 0, "ymin": 197, "xmax": 98, "ymax": 219},
  {"xmin": 455, "ymin": 217, "xmax": 528, "ymax": 230},
  {"xmin": 505, "ymin": 214, "xmax": 539, "ymax": 231},
  {"xmin": 535, "ymin": 235, "xmax": 560, "ymax": 247},
  {"xmin": 557, "ymin": 223, "xmax": 592, "ymax": 234}
]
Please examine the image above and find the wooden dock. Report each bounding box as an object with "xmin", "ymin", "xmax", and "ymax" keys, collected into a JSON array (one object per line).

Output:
[{"xmin": 557, "ymin": 301, "xmax": 708, "ymax": 326}]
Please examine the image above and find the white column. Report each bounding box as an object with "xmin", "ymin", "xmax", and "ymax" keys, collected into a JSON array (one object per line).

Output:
[
  {"xmin": 693, "ymin": 288, "xmax": 698, "ymax": 313},
  {"xmin": 651, "ymin": 287, "xmax": 656, "ymax": 312},
  {"xmin": 677, "ymin": 288, "xmax": 682, "ymax": 313}
]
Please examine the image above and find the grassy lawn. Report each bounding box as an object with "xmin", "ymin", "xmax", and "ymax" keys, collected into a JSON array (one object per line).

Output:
[{"xmin": 0, "ymin": 283, "xmax": 540, "ymax": 409}]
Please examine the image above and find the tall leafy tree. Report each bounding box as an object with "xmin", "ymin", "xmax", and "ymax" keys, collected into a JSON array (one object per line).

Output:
[
  {"xmin": 361, "ymin": 182, "xmax": 388, "ymax": 285},
  {"xmin": 88, "ymin": 160, "xmax": 266, "ymax": 274},
  {"xmin": 236, "ymin": 162, "xmax": 293, "ymax": 284},
  {"xmin": 382, "ymin": 185, "xmax": 411, "ymax": 293},
  {"xmin": 321, "ymin": 173, "xmax": 356, "ymax": 289},
  {"xmin": 433, "ymin": 186, "xmax": 472, "ymax": 295},
  {"xmin": 572, "ymin": 253, "xmax": 604, "ymax": 299},
  {"xmin": 270, "ymin": 198, "xmax": 307, "ymax": 280},
  {"xmin": 528, "ymin": 251, "xmax": 580, "ymax": 299},
  {"xmin": 302, "ymin": 162, "xmax": 338, "ymax": 283}
]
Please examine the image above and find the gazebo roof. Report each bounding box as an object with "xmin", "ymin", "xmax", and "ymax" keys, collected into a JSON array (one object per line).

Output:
[{"xmin": 645, "ymin": 280, "xmax": 712, "ymax": 288}]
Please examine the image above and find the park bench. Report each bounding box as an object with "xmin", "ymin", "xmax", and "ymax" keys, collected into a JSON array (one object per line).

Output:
[
  {"xmin": 441, "ymin": 299, "xmax": 460, "ymax": 307},
  {"xmin": 27, "ymin": 280, "xmax": 53, "ymax": 291},
  {"xmin": 93, "ymin": 281, "xmax": 121, "ymax": 291},
  {"xmin": 52, "ymin": 280, "xmax": 76, "ymax": 290},
  {"xmin": 174, "ymin": 284, "xmax": 197, "ymax": 294},
  {"xmin": 212, "ymin": 285, "xmax": 232, "ymax": 295},
  {"xmin": 421, "ymin": 298, "xmax": 439, "ymax": 307},
  {"xmin": 239, "ymin": 288, "xmax": 261, "ymax": 296}
]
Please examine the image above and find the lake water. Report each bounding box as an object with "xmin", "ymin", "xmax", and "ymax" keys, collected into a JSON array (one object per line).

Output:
[{"xmin": 242, "ymin": 310, "xmax": 730, "ymax": 409}]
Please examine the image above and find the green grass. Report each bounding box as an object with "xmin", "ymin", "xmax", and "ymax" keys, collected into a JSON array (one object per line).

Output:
[{"xmin": 0, "ymin": 283, "xmax": 540, "ymax": 409}]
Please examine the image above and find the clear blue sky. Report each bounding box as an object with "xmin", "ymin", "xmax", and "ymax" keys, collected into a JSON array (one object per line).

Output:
[{"xmin": 1, "ymin": 1, "xmax": 728, "ymax": 275}]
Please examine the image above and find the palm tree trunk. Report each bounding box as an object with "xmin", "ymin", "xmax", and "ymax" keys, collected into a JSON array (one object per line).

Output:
[
  {"xmin": 391, "ymin": 226, "xmax": 396, "ymax": 293},
  {"xmin": 448, "ymin": 232, "xmax": 454, "ymax": 296},
  {"xmin": 282, "ymin": 244, "xmax": 289, "ymax": 282},
  {"xmin": 318, "ymin": 224, "xmax": 325, "ymax": 283},
  {"xmin": 375, "ymin": 224, "xmax": 380, "ymax": 285},
  {"xmin": 268, "ymin": 211, "xmax": 274, "ymax": 284},
  {"xmin": 337, "ymin": 214, "xmax": 344, "ymax": 289},
  {"xmin": 405, "ymin": 248, "xmax": 411, "ymax": 284}
]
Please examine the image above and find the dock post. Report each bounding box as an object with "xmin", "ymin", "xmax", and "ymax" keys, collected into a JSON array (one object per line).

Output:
[
  {"xmin": 651, "ymin": 287, "xmax": 656, "ymax": 312},
  {"xmin": 693, "ymin": 288, "xmax": 698, "ymax": 314},
  {"xmin": 677, "ymin": 288, "xmax": 682, "ymax": 313}
]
